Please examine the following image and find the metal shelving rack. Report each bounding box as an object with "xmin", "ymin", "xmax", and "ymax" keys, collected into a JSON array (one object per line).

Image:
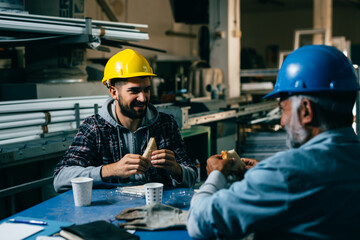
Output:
[
  {"xmin": 240, "ymin": 68, "xmax": 278, "ymax": 77},
  {"xmin": 0, "ymin": 11, "xmax": 149, "ymax": 47}
]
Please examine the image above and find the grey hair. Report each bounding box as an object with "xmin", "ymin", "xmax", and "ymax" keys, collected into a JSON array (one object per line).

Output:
[
  {"xmin": 288, "ymin": 95, "xmax": 354, "ymax": 131},
  {"xmin": 300, "ymin": 95, "xmax": 354, "ymax": 113}
]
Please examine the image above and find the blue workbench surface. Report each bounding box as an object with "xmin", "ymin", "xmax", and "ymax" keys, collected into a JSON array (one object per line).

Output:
[{"xmin": 2, "ymin": 187, "xmax": 195, "ymax": 240}]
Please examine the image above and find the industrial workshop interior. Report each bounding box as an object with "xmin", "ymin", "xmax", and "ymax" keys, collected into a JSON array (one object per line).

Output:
[{"xmin": 0, "ymin": 0, "xmax": 360, "ymax": 239}]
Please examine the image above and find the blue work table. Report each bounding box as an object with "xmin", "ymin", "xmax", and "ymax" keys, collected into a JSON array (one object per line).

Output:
[{"xmin": 1, "ymin": 187, "xmax": 194, "ymax": 239}]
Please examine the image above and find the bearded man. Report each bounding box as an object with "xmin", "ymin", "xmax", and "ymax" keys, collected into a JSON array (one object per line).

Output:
[
  {"xmin": 187, "ymin": 45, "xmax": 360, "ymax": 239},
  {"xmin": 54, "ymin": 49, "xmax": 196, "ymax": 192}
]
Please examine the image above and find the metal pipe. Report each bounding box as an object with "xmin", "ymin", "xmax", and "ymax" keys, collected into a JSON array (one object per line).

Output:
[
  {"xmin": 0, "ymin": 119, "xmax": 46, "ymax": 130},
  {"xmin": 0, "ymin": 19, "xmax": 149, "ymax": 41},
  {"xmin": 100, "ymin": 29, "xmax": 149, "ymax": 41},
  {"xmin": 0, "ymin": 123, "xmax": 81, "ymax": 145},
  {"xmin": 0, "ymin": 126, "xmax": 43, "ymax": 141},
  {"xmin": 0, "ymin": 115, "xmax": 88, "ymax": 141},
  {"xmin": 0, "ymin": 11, "xmax": 148, "ymax": 29},
  {"xmin": 0, "ymin": 112, "xmax": 45, "ymax": 123},
  {"xmin": 0, "ymin": 95, "xmax": 108, "ymax": 105},
  {"xmin": 0, "ymin": 135, "xmax": 41, "ymax": 146},
  {"xmin": 0, "ymin": 14, "xmax": 139, "ymax": 33},
  {"xmin": 0, "ymin": 96, "xmax": 105, "ymax": 145},
  {"xmin": 0, "ymin": 98, "xmax": 107, "ymax": 114},
  {"xmin": 49, "ymin": 108, "xmax": 94, "ymax": 117},
  {"xmin": 0, "ymin": 109, "xmax": 93, "ymax": 123},
  {"xmin": 47, "ymin": 122, "xmax": 77, "ymax": 133},
  {"xmin": 51, "ymin": 114, "xmax": 89, "ymax": 123},
  {"xmin": 0, "ymin": 113, "xmax": 90, "ymax": 130}
]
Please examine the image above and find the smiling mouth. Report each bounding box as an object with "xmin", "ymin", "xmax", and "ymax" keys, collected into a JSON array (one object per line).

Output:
[
  {"xmin": 132, "ymin": 100, "xmax": 148, "ymax": 109},
  {"xmin": 133, "ymin": 104, "xmax": 146, "ymax": 109}
]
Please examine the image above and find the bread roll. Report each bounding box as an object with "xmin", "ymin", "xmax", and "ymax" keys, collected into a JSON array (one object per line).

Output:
[
  {"xmin": 221, "ymin": 149, "xmax": 246, "ymax": 169},
  {"xmin": 142, "ymin": 137, "xmax": 157, "ymax": 159}
]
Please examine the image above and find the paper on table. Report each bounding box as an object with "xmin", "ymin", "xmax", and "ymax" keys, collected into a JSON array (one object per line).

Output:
[
  {"xmin": 0, "ymin": 222, "xmax": 44, "ymax": 240},
  {"xmin": 59, "ymin": 230, "xmax": 84, "ymax": 240},
  {"xmin": 3, "ymin": 216, "xmax": 74, "ymax": 240}
]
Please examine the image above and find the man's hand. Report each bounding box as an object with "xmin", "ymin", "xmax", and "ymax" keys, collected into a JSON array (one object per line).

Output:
[
  {"xmin": 101, "ymin": 154, "xmax": 151, "ymax": 179},
  {"xmin": 206, "ymin": 154, "xmax": 245, "ymax": 179},
  {"xmin": 241, "ymin": 158, "xmax": 258, "ymax": 170},
  {"xmin": 150, "ymin": 149, "xmax": 182, "ymax": 182}
]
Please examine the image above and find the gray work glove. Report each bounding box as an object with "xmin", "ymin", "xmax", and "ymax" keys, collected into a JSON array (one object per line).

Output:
[{"xmin": 116, "ymin": 204, "xmax": 188, "ymax": 230}]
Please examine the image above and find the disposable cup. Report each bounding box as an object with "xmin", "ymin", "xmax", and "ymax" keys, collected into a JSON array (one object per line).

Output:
[
  {"xmin": 144, "ymin": 182, "xmax": 164, "ymax": 205},
  {"xmin": 71, "ymin": 177, "xmax": 93, "ymax": 206}
]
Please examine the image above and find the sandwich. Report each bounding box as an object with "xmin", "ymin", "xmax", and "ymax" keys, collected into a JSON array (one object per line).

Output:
[
  {"xmin": 221, "ymin": 149, "xmax": 246, "ymax": 169},
  {"xmin": 142, "ymin": 137, "xmax": 157, "ymax": 159}
]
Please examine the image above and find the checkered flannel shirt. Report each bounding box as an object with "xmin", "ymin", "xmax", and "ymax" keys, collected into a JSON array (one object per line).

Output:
[{"xmin": 54, "ymin": 112, "xmax": 196, "ymax": 186}]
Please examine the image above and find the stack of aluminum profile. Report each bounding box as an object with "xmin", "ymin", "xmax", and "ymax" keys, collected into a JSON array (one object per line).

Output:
[
  {"xmin": 0, "ymin": 11, "xmax": 149, "ymax": 42},
  {"xmin": 240, "ymin": 131, "xmax": 288, "ymax": 161},
  {"xmin": 0, "ymin": 95, "xmax": 108, "ymax": 147}
]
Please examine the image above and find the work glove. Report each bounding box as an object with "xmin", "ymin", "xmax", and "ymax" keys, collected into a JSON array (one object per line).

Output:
[{"xmin": 116, "ymin": 204, "xmax": 188, "ymax": 230}]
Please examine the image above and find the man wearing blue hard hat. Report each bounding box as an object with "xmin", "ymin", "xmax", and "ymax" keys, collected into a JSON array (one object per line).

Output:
[{"xmin": 187, "ymin": 45, "xmax": 360, "ymax": 239}]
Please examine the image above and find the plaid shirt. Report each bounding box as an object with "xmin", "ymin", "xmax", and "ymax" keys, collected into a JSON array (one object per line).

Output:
[{"xmin": 54, "ymin": 112, "xmax": 196, "ymax": 187}]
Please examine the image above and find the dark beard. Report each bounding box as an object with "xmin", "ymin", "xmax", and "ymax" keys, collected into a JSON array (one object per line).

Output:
[{"xmin": 117, "ymin": 99, "xmax": 148, "ymax": 119}]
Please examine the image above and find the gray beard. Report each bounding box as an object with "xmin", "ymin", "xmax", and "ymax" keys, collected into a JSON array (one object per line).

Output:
[{"xmin": 285, "ymin": 107, "xmax": 310, "ymax": 149}]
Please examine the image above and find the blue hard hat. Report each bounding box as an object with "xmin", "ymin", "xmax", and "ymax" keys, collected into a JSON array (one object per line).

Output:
[{"xmin": 264, "ymin": 45, "xmax": 359, "ymax": 99}]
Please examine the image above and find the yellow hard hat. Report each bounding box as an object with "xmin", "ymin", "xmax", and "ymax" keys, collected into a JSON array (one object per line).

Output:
[{"xmin": 102, "ymin": 49, "xmax": 156, "ymax": 86}]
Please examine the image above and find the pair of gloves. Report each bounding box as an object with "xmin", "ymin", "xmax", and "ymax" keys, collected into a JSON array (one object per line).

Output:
[{"xmin": 116, "ymin": 204, "xmax": 188, "ymax": 230}]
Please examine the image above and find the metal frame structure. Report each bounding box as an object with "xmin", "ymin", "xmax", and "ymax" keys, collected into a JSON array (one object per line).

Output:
[
  {"xmin": 355, "ymin": 65, "xmax": 360, "ymax": 135},
  {"xmin": 293, "ymin": 28, "xmax": 331, "ymax": 50},
  {"xmin": 278, "ymin": 50, "xmax": 292, "ymax": 69}
]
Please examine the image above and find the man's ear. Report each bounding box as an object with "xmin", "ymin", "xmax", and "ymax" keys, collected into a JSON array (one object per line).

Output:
[
  {"xmin": 109, "ymin": 86, "xmax": 118, "ymax": 100},
  {"xmin": 300, "ymin": 98, "xmax": 314, "ymax": 125}
]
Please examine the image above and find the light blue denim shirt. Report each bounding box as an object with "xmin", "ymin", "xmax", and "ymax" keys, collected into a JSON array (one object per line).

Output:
[{"xmin": 187, "ymin": 127, "xmax": 360, "ymax": 239}]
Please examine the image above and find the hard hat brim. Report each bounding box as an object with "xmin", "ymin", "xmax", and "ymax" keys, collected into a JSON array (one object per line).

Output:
[{"xmin": 102, "ymin": 72, "xmax": 157, "ymax": 85}]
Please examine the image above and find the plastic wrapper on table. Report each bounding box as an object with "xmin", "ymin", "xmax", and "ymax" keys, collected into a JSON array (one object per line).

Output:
[
  {"xmin": 105, "ymin": 187, "xmax": 143, "ymax": 203},
  {"xmin": 164, "ymin": 188, "xmax": 195, "ymax": 209}
]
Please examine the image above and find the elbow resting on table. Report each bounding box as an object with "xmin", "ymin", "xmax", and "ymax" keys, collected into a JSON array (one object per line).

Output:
[
  {"xmin": 53, "ymin": 173, "xmax": 71, "ymax": 193},
  {"xmin": 53, "ymin": 165, "xmax": 103, "ymax": 193}
]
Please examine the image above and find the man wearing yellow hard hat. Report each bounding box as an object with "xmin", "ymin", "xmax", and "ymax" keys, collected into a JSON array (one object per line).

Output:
[{"xmin": 53, "ymin": 49, "xmax": 197, "ymax": 192}]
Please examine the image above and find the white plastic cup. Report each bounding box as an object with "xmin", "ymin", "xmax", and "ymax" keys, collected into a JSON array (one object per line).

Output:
[
  {"xmin": 144, "ymin": 182, "xmax": 164, "ymax": 205},
  {"xmin": 71, "ymin": 177, "xmax": 93, "ymax": 206}
]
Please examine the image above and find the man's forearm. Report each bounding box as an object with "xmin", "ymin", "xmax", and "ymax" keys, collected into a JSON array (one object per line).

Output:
[
  {"xmin": 53, "ymin": 165, "xmax": 103, "ymax": 192},
  {"xmin": 100, "ymin": 163, "xmax": 115, "ymax": 179},
  {"xmin": 191, "ymin": 170, "xmax": 227, "ymax": 204},
  {"xmin": 187, "ymin": 170, "xmax": 228, "ymax": 239}
]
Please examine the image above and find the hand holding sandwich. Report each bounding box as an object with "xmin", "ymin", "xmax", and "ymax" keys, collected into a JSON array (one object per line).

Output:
[
  {"xmin": 143, "ymin": 137, "xmax": 182, "ymax": 182},
  {"xmin": 206, "ymin": 155, "xmax": 242, "ymax": 179},
  {"xmin": 101, "ymin": 137, "xmax": 156, "ymax": 179},
  {"xmin": 206, "ymin": 150, "xmax": 257, "ymax": 180},
  {"xmin": 101, "ymin": 154, "xmax": 152, "ymax": 179},
  {"xmin": 150, "ymin": 149, "xmax": 182, "ymax": 182}
]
